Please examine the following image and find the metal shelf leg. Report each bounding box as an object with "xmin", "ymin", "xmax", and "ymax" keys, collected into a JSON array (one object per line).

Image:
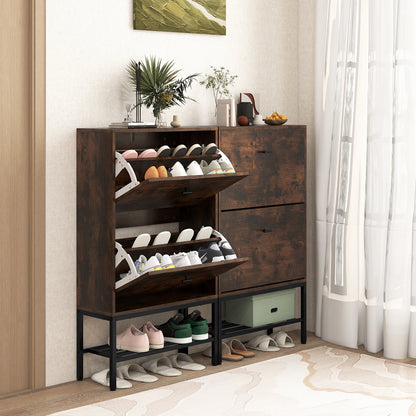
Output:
[
  {"xmin": 301, "ymin": 284, "xmax": 307, "ymax": 344},
  {"xmin": 211, "ymin": 300, "xmax": 221, "ymax": 365},
  {"xmin": 178, "ymin": 307, "xmax": 189, "ymax": 355},
  {"xmin": 109, "ymin": 317, "xmax": 117, "ymax": 391},
  {"xmin": 76, "ymin": 310, "xmax": 84, "ymax": 381}
]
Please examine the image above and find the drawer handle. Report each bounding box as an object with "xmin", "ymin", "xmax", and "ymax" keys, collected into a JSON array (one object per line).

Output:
[
  {"xmin": 182, "ymin": 190, "xmax": 193, "ymax": 195},
  {"xmin": 256, "ymin": 150, "xmax": 272, "ymax": 154},
  {"xmin": 270, "ymin": 307, "xmax": 278, "ymax": 313},
  {"xmin": 182, "ymin": 277, "xmax": 193, "ymax": 283},
  {"xmin": 262, "ymin": 229, "xmax": 273, "ymax": 233}
]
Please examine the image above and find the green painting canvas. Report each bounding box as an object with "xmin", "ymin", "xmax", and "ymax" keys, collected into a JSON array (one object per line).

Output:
[{"xmin": 133, "ymin": 0, "xmax": 226, "ymax": 35}]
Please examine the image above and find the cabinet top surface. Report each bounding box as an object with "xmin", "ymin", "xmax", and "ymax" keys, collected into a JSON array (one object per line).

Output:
[
  {"xmin": 77, "ymin": 125, "xmax": 307, "ymax": 133},
  {"xmin": 77, "ymin": 126, "xmax": 218, "ymax": 133}
]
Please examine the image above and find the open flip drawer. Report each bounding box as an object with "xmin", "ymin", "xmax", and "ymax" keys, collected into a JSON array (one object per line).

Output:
[
  {"xmin": 116, "ymin": 174, "xmax": 248, "ymax": 211},
  {"xmin": 114, "ymin": 258, "xmax": 249, "ymax": 312},
  {"xmin": 114, "ymin": 151, "xmax": 247, "ymax": 211}
]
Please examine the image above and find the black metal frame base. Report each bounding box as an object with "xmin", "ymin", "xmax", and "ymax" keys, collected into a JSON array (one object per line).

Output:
[
  {"xmin": 77, "ymin": 282, "xmax": 306, "ymax": 390},
  {"xmin": 77, "ymin": 298, "xmax": 221, "ymax": 391}
]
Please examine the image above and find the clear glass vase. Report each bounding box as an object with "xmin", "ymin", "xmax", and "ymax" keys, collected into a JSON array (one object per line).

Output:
[{"xmin": 155, "ymin": 110, "xmax": 167, "ymax": 128}]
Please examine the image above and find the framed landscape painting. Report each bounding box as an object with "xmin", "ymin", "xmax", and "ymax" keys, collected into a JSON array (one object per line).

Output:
[{"xmin": 133, "ymin": 0, "xmax": 226, "ymax": 35}]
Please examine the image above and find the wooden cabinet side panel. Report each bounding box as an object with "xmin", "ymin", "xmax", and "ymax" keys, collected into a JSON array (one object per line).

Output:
[
  {"xmin": 77, "ymin": 130, "xmax": 115, "ymax": 314},
  {"xmin": 219, "ymin": 125, "xmax": 306, "ymax": 210}
]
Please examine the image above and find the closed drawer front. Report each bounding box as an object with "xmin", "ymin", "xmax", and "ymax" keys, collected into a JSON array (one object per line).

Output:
[
  {"xmin": 219, "ymin": 204, "xmax": 306, "ymax": 293},
  {"xmin": 219, "ymin": 126, "xmax": 305, "ymax": 210}
]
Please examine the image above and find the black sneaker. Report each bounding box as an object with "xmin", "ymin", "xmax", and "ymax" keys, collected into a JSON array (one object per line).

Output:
[
  {"xmin": 211, "ymin": 230, "xmax": 237, "ymax": 260},
  {"xmin": 198, "ymin": 242, "xmax": 225, "ymax": 263},
  {"xmin": 181, "ymin": 310, "xmax": 209, "ymax": 340},
  {"xmin": 157, "ymin": 313, "xmax": 192, "ymax": 344}
]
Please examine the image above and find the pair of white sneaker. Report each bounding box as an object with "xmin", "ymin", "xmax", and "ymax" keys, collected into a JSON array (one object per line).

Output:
[
  {"xmin": 171, "ymin": 251, "xmax": 202, "ymax": 267},
  {"xmin": 200, "ymin": 152, "xmax": 235, "ymax": 174},
  {"xmin": 170, "ymin": 160, "xmax": 233, "ymax": 177},
  {"xmin": 129, "ymin": 250, "xmax": 201, "ymax": 276},
  {"xmin": 118, "ymin": 254, "xmax": 173, "ymax": 280},
  {"xmin": 116, "ymin": 252, "xmax": 173, "ymax": 289},
  {"xmin": 170, "ymin": 160, "xmax": 204, "ymax": 176},
  {"xmin": 134, "ymin": 253, "xmax": 176, "ymax": 275}
]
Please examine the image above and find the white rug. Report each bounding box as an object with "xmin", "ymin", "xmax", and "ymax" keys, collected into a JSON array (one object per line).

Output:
[{"xmin": 50, "ymin": 346, "xmax": 416, "ymax": 416}]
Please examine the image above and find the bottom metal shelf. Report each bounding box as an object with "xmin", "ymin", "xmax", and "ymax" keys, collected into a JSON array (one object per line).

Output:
[
  {"xmin": 84, "ymin": 337, "xmax": 213, "ymax": 363},
  {"xmin": 221, "ymin": 318, "xmax": 302, "ymax": 339}
]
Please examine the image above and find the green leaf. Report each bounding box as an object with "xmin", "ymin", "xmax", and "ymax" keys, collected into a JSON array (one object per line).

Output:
[{"xmin": 126, "ymin": 56, "xmax": 199, "ymax": 116}]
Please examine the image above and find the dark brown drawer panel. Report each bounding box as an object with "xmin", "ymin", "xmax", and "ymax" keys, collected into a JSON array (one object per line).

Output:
[
  {"xmin": 219, "ymin": 125, "xmax": 305, "ymax": 210},
  {"xmin": 219, "ymin": 204, "xmax": 306, "ymax": 293}
]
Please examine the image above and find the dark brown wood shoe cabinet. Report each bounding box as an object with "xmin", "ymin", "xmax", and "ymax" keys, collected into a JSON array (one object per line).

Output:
[
  {"xmin": 217, "ymin": 125, "xmax": 307, "ymax": 343},
  {"xmin": 76, "ymin": 125, "xmax": 306, "ymax": 390}
]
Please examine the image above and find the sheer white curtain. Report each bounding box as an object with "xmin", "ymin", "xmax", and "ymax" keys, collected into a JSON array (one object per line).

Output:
[{"xmin": 315, "ymin": 0, "xmax": 416, "ymax": 359}]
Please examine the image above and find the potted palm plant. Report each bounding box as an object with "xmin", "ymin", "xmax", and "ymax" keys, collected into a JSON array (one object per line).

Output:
[{"xmin": 127, "ymin": 56, "xmax": 198, "ymax": 126}]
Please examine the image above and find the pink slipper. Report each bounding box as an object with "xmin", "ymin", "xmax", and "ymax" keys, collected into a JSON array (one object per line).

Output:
[
  {"xmin": 121, "ymin": 149, "xmax": 138, "ymax": 159},
  {"xmin": 138, "ymin": 149, "xmax": 157, "ymax": 158}
]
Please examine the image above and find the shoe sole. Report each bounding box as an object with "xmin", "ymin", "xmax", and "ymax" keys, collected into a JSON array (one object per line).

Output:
[
  {"xmin": 200, "ymin": 253, "xmax": 225, "ymax": 263},
  {"xmin": 157, "ymin": 166, "xmax": 168, "ymax": 177},
  {"xmin": 116, "ymin": 344, "xmax": 149, "ymax": 352},
  {"xmin": 203, "ymin": 143, "xmax": 217, "ymax": 155},
  {"xmin": 132, "ymin": 233, "xmax": 151, "ymax": 248},
  {"xmin": 195, "ymin": 226, "xmax": 213, "ymax": 240},
  {"xmin": 192, "ymin": 333, "xmax": 209, "ymax": 340},
  {"xmin": 144, "ymin": 166, "xmax": 159, "ymax": 179},
  {"xmin": 121, "ymin": 149, "xmax": 138, "ymax": 159},
  {"xmin": 205, "ymin": 170, "xmax": 224, "ymax": 175},
  {"xmin": 164, "ymin": 336, "xmax": 193, "ymax": 344},
  {"xmin": 153, "ymin": 231, "xmax": 171, "ymax": 245},
  {"xmin": 176, "ymin": 228, "xmax": 194, "ymax": 242},
  {"xmin": 149, "ymin": 344, "xmax": 164, "ymax": 349},
  {"xmin": 186, "ymin": 144, "xmax": 202, "ymax": 155},
  {"xmin": 157, "ymin": 146, "xmax": 171, "ymax": 157},
  {"xmin": 172, "ymin": 145, "xmax": 187, "ymax": 156},
  {"xmin": 138, "ymin": 149, "xmax": 157, "ymax": 158},
  {"xmin": 211, "ymin": 255, "xmax": 225, "ymax": 262},
  {"xmin": 140, "ymin": 265, "xmax": 163, "ymax": 274}
]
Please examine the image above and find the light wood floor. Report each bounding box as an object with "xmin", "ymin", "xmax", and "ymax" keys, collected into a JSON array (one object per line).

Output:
[{"xmin": 1, "ymin": 332, "xmax": 415, "ymax": 416}]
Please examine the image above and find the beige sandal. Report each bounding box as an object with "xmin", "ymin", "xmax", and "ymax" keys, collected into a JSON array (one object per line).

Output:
[
  {"xmin": 229, "ymin": 339, "xmax": 255, "ymax": 358},
  {"xmin": 247, "ymin": 335, "xmax": 280, "ymax": 352},
  {"xmin": 202, "ymin": 342, "xmax": 244, "ymax": 361}
]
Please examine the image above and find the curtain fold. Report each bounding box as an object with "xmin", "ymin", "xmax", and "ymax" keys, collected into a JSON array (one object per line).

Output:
[{"xmin": 315, "ymin": 0, "xmax": 416, "ymax": 359}]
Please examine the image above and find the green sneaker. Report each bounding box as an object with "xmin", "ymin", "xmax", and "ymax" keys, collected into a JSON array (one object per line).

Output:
[
  {"xmin": 183, "ymin": 310, "xmax": 209, "ymax": 340},
  {"xmin": 157, "ymin": 313, "xmax": 192, "ymax": 344}
]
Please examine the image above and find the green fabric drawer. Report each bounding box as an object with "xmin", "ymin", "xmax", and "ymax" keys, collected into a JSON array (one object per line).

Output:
[{"xmin": 224, "ymin": 289, "xmax": 295, "ymax": 327}]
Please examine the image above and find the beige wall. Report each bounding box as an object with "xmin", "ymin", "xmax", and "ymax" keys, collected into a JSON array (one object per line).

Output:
[
  {"xmin": 46, "ymin": 0, "xmax": 316, "ymax": 386},
  {"xmin": 298, "ymin": 0, "xmax": 317, "ymax": 333}
]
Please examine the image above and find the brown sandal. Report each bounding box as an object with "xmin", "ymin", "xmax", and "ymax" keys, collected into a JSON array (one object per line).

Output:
[
  {"xmin": 221, "ymin": 342, "xmax": 244, "ymax": 361},
  {"xmin": 229, "ymin": 339, "xmax": 255, "ymax": 358}
]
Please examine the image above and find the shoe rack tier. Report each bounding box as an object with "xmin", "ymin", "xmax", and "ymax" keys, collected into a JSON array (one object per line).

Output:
[{"xmin": 115, "ymin": 154, "xmax": 220, "ymax": 184}]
